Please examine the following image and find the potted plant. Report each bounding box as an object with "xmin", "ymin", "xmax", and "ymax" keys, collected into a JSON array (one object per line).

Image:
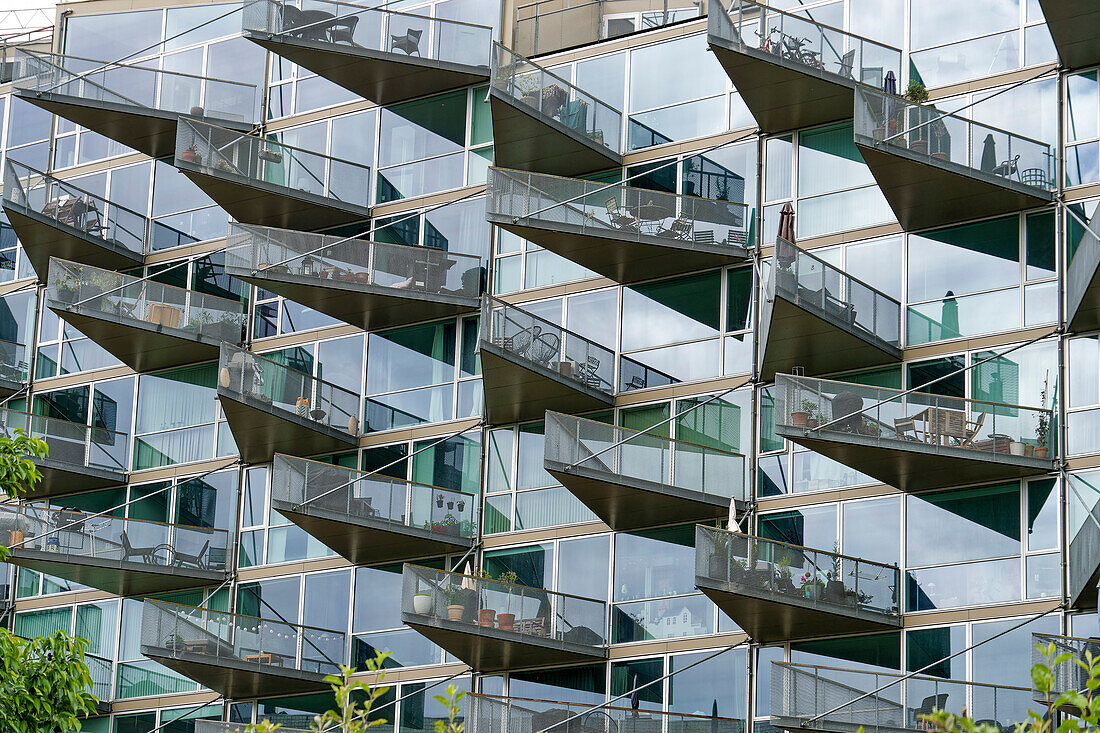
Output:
[
  {"xmin": 905, "ymin": 81, "xmax": 931, "ymax": 155},
  {"xmin": 442, "ymin": 513, "xmax": 460, "ymax": 537},
  {"xmin": 258, "ymin": 147, "xmax": 283, "ymax": 164},
  {"xmin": 496, "ymin": 570, "xmax": 519, "ymax": 631},
  {"xmin": 775, "ymin": 563, "xmax": 795, "ymax": 594},
  {"xmin": 799, "ymin": 572, "xmax": 819, "ymax": 600},
  {"xmin": 804, "ymin": 400, "xmax": 821, "ymax": 429},
  {"xmin": 475, "ymin": 570, "xmax": 496, "ymax": 627},
  {"xmin": 824, "ymin": 543, "xmax": 846, "ymax": 603},
  {"xmin": 445, "ymin": 584, "xmax": 465, "ymax": 621},
  {"xmin": 1035, "ymin": 379, "xmax": 1050, "ymax": 458},
  {"xmin": 413, "ymin": 590, "xmax": 432, "ymax": 615},
  {"xmin": 180, "ymin": 144, "xmax": 200, "ymax": 163},
  {"xmin": 1009, "ymin": 439, "xmax": 1027, "ymax": 456},
  {"xmin": 905, "ymin": 80, "xmax": 929, "ymax": 104},
  {"xmin": 436, "ymin": 493, "xmax": 444, "ymax": 509}
]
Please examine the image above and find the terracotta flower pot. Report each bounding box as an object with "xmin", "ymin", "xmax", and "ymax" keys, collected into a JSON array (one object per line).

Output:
[
  {"xmin": 479, "ymin": 609, "xmax": 496, "ymax": 627},
  {"xmin": 791, "ymin": 411, "xmax": 809, "ymax": 427},
  {"xmin": 447, "ymin": 604, "xmax": 464, "ymax": 621},
  {"xmin": 497, "ymin": 613, "xmax": 516, "ymax": 631}
]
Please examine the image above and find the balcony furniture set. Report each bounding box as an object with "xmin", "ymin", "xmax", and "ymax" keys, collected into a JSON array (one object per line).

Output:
[
  {"xmin": 42, "ymin": 196, "xmax": 104, "ymax": 236},
  {"xmin": 604, "ymin": 196, "xmax": 748, "ymax": 246}
]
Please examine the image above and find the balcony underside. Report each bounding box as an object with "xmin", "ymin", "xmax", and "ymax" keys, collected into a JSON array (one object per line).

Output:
[
  {"xmin": 489, "ymin": 216, "xmax": 749, "ymax": 285},
  {"xmin": 228, "ymin": 269, "xmax": 479, "ymax": 332},
  {"xmin": 246, "ymin": 33, "xmax": 489, "ymax": 106},
  {"xmin": 695, "ymin": 577, "xmax": 901, "ymax": 644},
  {"xmin": 403, "ymin": 612, "xmax": 607, "ymax": 672},
  {"xmin": 1038, "ymin": 0, "xmax": 1100, "ymax": 70},
  {"xmin": 141, "ymin": 645, "xmax": 333, "ymax": 699},
  {"xmin": 47, "ymin": 304, "xmax": 224, "ymax": 373},
  {"xmin": 23, "ymin": 457, "xmax": 127, "ymax": 500},
  {"xmin": 854, "ymin": 140, "xmax": 1052, "ymax": 231},
  {"xmin": 758, "ymin": 294, "xmax": 901, "ymax": 381},
  {"xmin": 479, "ymin": 340, "xmax": 613, "ymax": 425},
  {"xmin": 489, "ymin": 89, "xmax": 620, "ymax": 178},
  {"xmin": 709, "ymin": 40, "xmax": 857, "ymax": 134},
  {"xmin": 776, "ymin": 426, "xmax": 1055, "ymax": 492},
  {"xmin": 545, "ymin": 459, "xmax": 739, "ymax": 531},
  {"xmin": 3, "ymin": 204, "xmax": 143, "ymax": 277},
  {"xmin": 1068, "ymin": 247, "xmax": 1100, "ymax": 334},
  {"xmin": 270, "ymin": 499, "xmax": 473, "ymax": 565},
  {"xmin": 176, "ymin": 162, "xmax": 372, "ymax": 231},
  {"xmin": 217, "ymin": 391, "xmax": 359, "ymax": 464},
  {"xmin": 1069, "ymin": 520, "xmax": 1100, "ymax": 610},
  {"xmin": 0, "ymin": 377, "xmax": 21, "ymax": 399},
  {"xmin": 6, "ymin": 549, "xmax": 222, "ymax": 596},
  {"xmin": 14, "ymin": 92, "xmax": 248, "ymax": 158}
]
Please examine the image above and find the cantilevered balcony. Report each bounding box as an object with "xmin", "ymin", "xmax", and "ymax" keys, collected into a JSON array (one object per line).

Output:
[
  {"xmin": 3, "ymin": 160, "xmax": 146, "ymax": 275},
  {"xmin": 175, "ymin": 118, "xmax": 372, "ymax": 230},
  {"xmin": 1068, "ymin": 495, "xmax": 1100, "ymax": 609},
  {"xmin": 854, "ymin": 88, "xmax": 1054, "ymax": 231},
  {"xmin": 759, "ymin": 238, "xmax": 900, "ymax": 381},
  {"xmin": 225, "ymin": 224, "xmax": 481, "ymax": 331},
  {"xmin": 774, "ymin": 374, "xmax": 1055, "ymax": 492},
  {"xmin": 1067, "ymin": 208, "xmax": 1100, "ymax": 333},
  {"xmin": 695, "ymin": 525, "xmax": 900, "ymax": 643},
  {"xmin": 0, "ymin": 505, "xmax": 226, "ymax": 596},
  {"xmin": 402, "ymin": 564, "xmax": 607, "ymax": 672},
  {"xmin": 0, "ymin": 407, "xmax": 127, "ymax": 499},
  {"xmin": 489, "ymin": 44, "xmax": 621, "ymax": 177},
  {"xmin": 479, "ymin": 296, "xmax": 614, "ymax": 425},
  {"xmin": 46, "ymin": 258, "xmax": 246, "ymax": 373},
  {"xmin": 270, "ymin": 453, "xmax": 475, "ymax": 564},
  {"xmin": 1033, "ymin": 633, "xmax": 1099, "ymax": 716},
  {"xmin": 12, "ymin": 50, "xmax": 258, "ymax": 158},
  {"xmin": 0, "ymin": 339, "xmax": 28, "ymax": 397},
  {"xmin": 141, "ymin": 600, "xmax": 344, "ymax": 698},
  {"xmin": 486, "ymin": 167, "xmax": 751, "ymax": 284},
  {"xmin": 217, "ymin": 343, "xmax": 360, "ymax": 463},
  {"xmin": 243, "ymin": 0, "xmax": 491, "ymax": 105},
  {"xmin": 770, "ymin": 661, "xmax": 1032, "ymax": 733},
  {"xmin": 1037, "ymin": 0, "xmax": 1100, "ymax": 70},
  {"xmin": 708, "ymin": 0, "xmax": 902, "ymax": 134},
  {"xmin": 543, "ymin": 411, "xmax": 747, "ymax": 531}
]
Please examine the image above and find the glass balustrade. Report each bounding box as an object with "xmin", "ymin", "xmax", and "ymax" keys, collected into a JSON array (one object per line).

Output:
[
  {"xmin": 0, "ymin": 405, "xmax": 127, "ymax": 476},
  {"xmin": 515, "ymin": 0, "xmax": 703, "ymax": 57}
]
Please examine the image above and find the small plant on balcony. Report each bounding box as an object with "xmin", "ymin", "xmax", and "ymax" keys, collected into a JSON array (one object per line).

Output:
[
  {"xmin": 792, "ymin": 398, "xmax": 820, "ymax": 429},
  {"xmin": 708, "ymin": 522, "xmax": 732, "ymax": 579},
  {"xmin": 824, "ymin": 542, "xmax": 846, "ymax": 603},
  {"xmin": 1035, "ymin": 378, "xmax": 1050, "ymax": 458},
  {"xmin": 905, "ymin": 80, "xmax": 929, "ymax": 104},
  {"xmin": 441, "ymin": 513, "xmax": 460, "ymax": 537},
  {"xmin": 497, "ymin": 570, "xmax": 519, "ymax": 631}
]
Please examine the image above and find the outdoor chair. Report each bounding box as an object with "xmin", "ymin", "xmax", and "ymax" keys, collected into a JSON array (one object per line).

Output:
[
  {"xmin": 499, "ymin": 325, "xmax": 535, "ymax": 356},
  {"xmin": 960, "ymin": 411, "xmax": 986, "ymax": 448},
  {"xmin": 836, "ymin": 49, "xmax": 856, "ymax": 78},
  {"xmin": 893, "ymin": 416, "xmax": 923, "ymax": 441},
  {"xmin": 992, "ymin": 154, "xmax": 1021, "ymax": 180},
  {"xmin": 664, "ymin": 217, "xmax": 693, "ymax": 240},
  {"xmin": 527, "ymin": 332, "xmax": 560, "ymax": 368},
  {"xmin": 328, "ymin": 15, "xmax": 359, "ymax": 44},
  {"xmin": 391, "ymin": 28, "xmax": 423, "ymax": 56},
  {"xmin": 604, "ymin": 198, "xmax": 639, "ymax": 232},
  {"xmin": 173, "ymin": 539, "xmax": 211, "ymax": 570},
  {"xmin": 120, "ymin": 530, "xmax": 161, "ymax": 563}
]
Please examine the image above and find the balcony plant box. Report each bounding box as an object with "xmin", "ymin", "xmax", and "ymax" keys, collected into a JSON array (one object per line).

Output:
[{"xmin": 413, "ymin": 591, "xmax": 432, "ymax": 615}]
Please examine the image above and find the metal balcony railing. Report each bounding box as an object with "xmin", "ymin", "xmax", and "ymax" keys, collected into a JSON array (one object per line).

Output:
[
  {"xmin": 491, "ymin": 43, "xmax": 621, "ymax": 156},
  {"xmin": 402, "ymin": 565, "xmax": 607, "ymax": 648},
  {"xmin": 1033, "ymin": 633, "xmax": 1100, "ymax": 707},
  {"xmin": 1067, "ymin": 206, "xmax": 1100, "ymax": 329},
  {"xmin": 515, "ymin": 0, "xmax": 703, "ymax": 57},
  {"xmin": 13, "ymin": 49, "xmax": 259, "ymax": 125},
  {"xmin": 195, "ymin": 723, "xmax": 310, "ymax": 733},
  {"xmin": 46, "ymin": 259, "xmax": 247, "ymax": 345},
  {"xmin": 86, "ymin": 650, "xmax": 112, "ymax": 702},
  {"xmin": 0, "ymin": 405, "xmax": 127, "ymax": 475},
  {"xmin": 0, "ymin": 339, "xmax": 28, "ymax": 387},
  {"xmin": 695, "ymin": 525, "xmax": 900, "ymax": 618}
]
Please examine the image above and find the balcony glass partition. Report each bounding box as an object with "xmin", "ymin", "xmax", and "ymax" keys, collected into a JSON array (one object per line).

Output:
[
  {"xmin": 87, "ymin": 651, "xmax": 112, "ymax": 701},
  {"xmin": 0, "ymin": 406, "xmax": 126, "ymax": 474},
  {"xmin": 177, "ymin": 118, "xmax": 372, "ymax": 209},
  {"xmin": 244, "ymin": 0, "xmax": 493, "ymax": 69},
  {"xmin": 46, "ymin": 259, "xmax": 247, "ymax": 344},
  {"xmin": 482, "ymin": 296, "xmax": 615, "ymax": 396},
  {"xmin": 695, "ymin": 525, "xmax": 900, "ymax": 617},
  {"xmin": 13, "ymin": 50, "xmax": 259, "ymax": 124},
  {"xmin": 468, "ymin": 693, "xmax": 743, "ymax": 733},
  {"xmin": 402, "ymin": 565, "xmax": 607, "ymax": 647},
  {"xmin": 854, "ymin": 87, "xmax": 1056, "ymax": 193},
  {"xmin": 515, "ymin": 0, "xmax": 702, "ymax": 56},
  {"xmin": 491, "ymin": 43, "xmax": 621, "ymax": 156},
  {"xmin": 0, "ymin": 339, "xmax": 28, "ymax": 386}
]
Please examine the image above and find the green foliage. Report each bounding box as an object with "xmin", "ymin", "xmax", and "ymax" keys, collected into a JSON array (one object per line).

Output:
[
  {"xmin": 905, "ymin": 80, "xmax": 929, "ymax": 104},
  {"xmin": 0, "ymin": 631, "xmax": 99, "ymax": 733},
  {"xmin": 433, "ymin": 684, "xmax": 466, "ymax": 733},
  {"xmin": 0, "ymin": 430, "xmax": 48, "ymax": 503}
]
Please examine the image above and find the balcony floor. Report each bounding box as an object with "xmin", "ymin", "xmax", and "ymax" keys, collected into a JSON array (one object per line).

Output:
[
  {"xmin": 1038, "ymin": 0, "xmax": 1100, "ymax": 70},
  {"xmin": 759, "ymin": 291, "xmax": 901, "ymax": 381},
  {"xmin": 22, "ymin": 457, "xmax": 127, "ymax": 500},
  {"xmin": 217, "ymin": 389, "xmax": 359, "ymax": 464},
  {"xmin": 777, "ymin": 425, "xmax": 1054, "ymax": 492},
  {"xmin": 695, "ymin": 575, "xmax": 901, "ymax": 644},
  {"xmin": 7, "ymin": 549, "xmax": 223, "ymax": 596},
  {"xmin": 403, "ymin": 612, "xmax": 607, "ymax": 672},
  {"xmin": 245, "ymin": 33, "xmax": 489, "ymax": 106},
  {"xmin": 176, "ymin": 160, "xmax": 372, "ymax": 231},
  {"xmin": 854, "ymin": 137, "xmax": 1053, "ymax": 231},
  {"xmin": 141, "ymin": 645, "xmax": 333, "ymax": 699},
  {"xmin": 545, "ymin": 459, "xmax": 741, "ymax": 531},
  {"xmin": 489, "ymin": 216, "xmax": 749, "ymax": 285},
  {"xmin": 489, "ymin": 88, "xmax": 620, "ymax": 178},
  {"xmin": 3, "ymin": 203, "xmax": 144, "ymax": 277},
  {"xmin": 479, "ymin": 340, "xmax": 614, "ymax": 425},
  {"xmin": 270, "ymin": 499, "xmax": 474, "ymax": 565},
  {"xmin": 226, "ymin": 267, "xmax": 479, "ymax": 332}
]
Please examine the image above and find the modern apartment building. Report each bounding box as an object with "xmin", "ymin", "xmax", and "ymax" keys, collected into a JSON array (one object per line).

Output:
[{"xmin": 0, "ymin": 0, "xmax": 1096, "ymax": 730}]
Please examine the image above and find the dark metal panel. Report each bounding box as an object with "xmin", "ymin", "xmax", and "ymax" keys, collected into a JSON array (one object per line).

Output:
[
  {"xmin": 22, "ymin": 459, "xmax": 127, "ymax": 500},
  {"xmin": 1038, "ymin": 0, "xmax": 1100, "ymax": 70},
  {"xmin": 217, "ymin": 391, "xmax": 359, "ymax": 464},
  {"xmin": 7, "ymin": 549, "xmax": 222, "ymax": 596},
  {"xmin": 141, "ymin": 646, "xmax": 332, "ymax": 698}
]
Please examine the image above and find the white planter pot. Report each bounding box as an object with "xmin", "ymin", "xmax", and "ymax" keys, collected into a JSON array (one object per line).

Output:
[
  {"xmin": 1009, "ymin": 441, "xmax": 1026, "ymax": 456},
  {"xmin": 413, "ymin": 593, "xmax": 432, "ymax": 615}
]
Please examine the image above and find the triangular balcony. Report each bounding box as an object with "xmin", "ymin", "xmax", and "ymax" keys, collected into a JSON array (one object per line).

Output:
[
  {"xmin": 708, "ymin": 0, "xmax": 903, "ymax": 134},
  {"xmin": 695, "ymin": 526, "xmax": 901, "ymax": 643},
  {"xmin": 12, "ymin": 50, "xmax": 259, "ymax": 158},
  {"xmin": 243, "ymin": 0, "xmax": 492, "ymax": 106},
  {"xmin": 225, "ymin": 224, "xmax": 481, "ymax": 331},
  {"xmin": 543, "ymin": 411, "xmax": 748, "ymax": 531},
  {"xmin": 46, "ymin": 258, "xmax": 247, "ymax": 373},
  {"xmin": 489, "ymin": 44, "xmax": 621, "ymax": 177},
  {"xmin": 1066, "ymin": 208, "xmax": 1100, "ymax": 333},
  {"xmin": 175, "ymin": 118, "xmax": 372, "ymax": 231},
  {"xmin": 1038, "ymin": 0, "xmax": 1100, "ymax": 70},
  {"xmin": 1034, "ymin": 633, "xmax": 1099, "ymax": 716},
  {"xmin": 269, "ymin": 453, "xmax": 475, "ymax": 564},
  {"xmin": 774, "ymin": 373, "xmax": 1056, "ymax": 492},
  {"xmin": 854, "ymin": 88, "xmax": 1055, "ymax": 231},
  {"xmin": 486, "ymin": 167, "xmax": 751, "ymax": 284},
  {"xmin": 0, "ymin": 407, "xmax": 128, "ymax": 499},
  {"xmin": 0, "ymin": 505, "xmax": 227, "ymax": 596},
  {"xmin": 479, "ymin": 296, "xmax": 614, "ymax": 425},
  {"xmin": 140, "ymin": 600, "xmax": 344, "ymax": 698},
  {"xmin": 217, "ymin": 343, "xmax": 361, "ymax": 463},
  {"xmin": 1069, "ymin": 492, "xmax": 1100, "ymax": 610},
  {"xmin": 2, "ymin": 160, "xmax": 149, "ymax": 276},
  {"xmin": 401, "ymin": 564, "xmax": 608, "ymax": 672},
  {"xmin": 758, "ymin": 238, "xmax": 901, "ymax": 381}
]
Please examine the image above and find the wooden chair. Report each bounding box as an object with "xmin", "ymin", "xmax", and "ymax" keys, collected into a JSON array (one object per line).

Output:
[
  {"xmin": 663, "ymin": 218, "xmax": 693, "ymax": 240},
  {"xmin": 894, "ymin": 416, "xmax": 922, "ymax": 441},
  {"xmin": 961, "ymin": 411, "xmax": 986, "ymax": 448}
]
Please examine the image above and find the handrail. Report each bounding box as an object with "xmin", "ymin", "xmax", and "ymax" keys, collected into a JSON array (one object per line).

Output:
[
  {"xmin": 469, "ymin": 692, "xmax": 746, "ymax": 722},
  {"xmin": 6, "ymin": 159, "xmax": 149, "ymax": 222},
  {"xmin": 773, "ymin": 237, "xmax": 901, "ymax": 308},
  {"xmin": 21, "ymin": 48, "xmax": 259, "ymax": 88},
  {"xmin": 147, "ymin": 599, "xmax": 342, "ymax": 636},
  {"xmin": 700, "ymin": 525, "xmax": 899, "ymax": 571},
  {"xmin": 484, "ymin": 294, "xmax": 607, "ymax": 353},
  {"xmin": 778, "ymin": 660, "xmax": 1031, "ymax": 694},
  {"xmin": 407, "ymin": 563, "xmax": 605, "ymax": 605},
  {"xmin": 730, "ymin": 0, "xmax": 900, "ymax": 50},
  {"xmin": 492, "ymin": 42, "xmax": 622, "ymax": 114}
]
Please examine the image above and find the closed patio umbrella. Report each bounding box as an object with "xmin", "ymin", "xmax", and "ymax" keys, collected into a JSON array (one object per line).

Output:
[
  {"xmin": 777, "ymin": 202, "xmax": 795, "ymax": 244},
  {"xmin": 883, "ymin": 70, "xmax": 897, "ymax": 96},
  {"xmin": 941, "ymin": 290, "xmax": 960, "ymax": 339},
  {"xmin": 980, "ymin": 134, "xmax": 998, "ymax": 173}
]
